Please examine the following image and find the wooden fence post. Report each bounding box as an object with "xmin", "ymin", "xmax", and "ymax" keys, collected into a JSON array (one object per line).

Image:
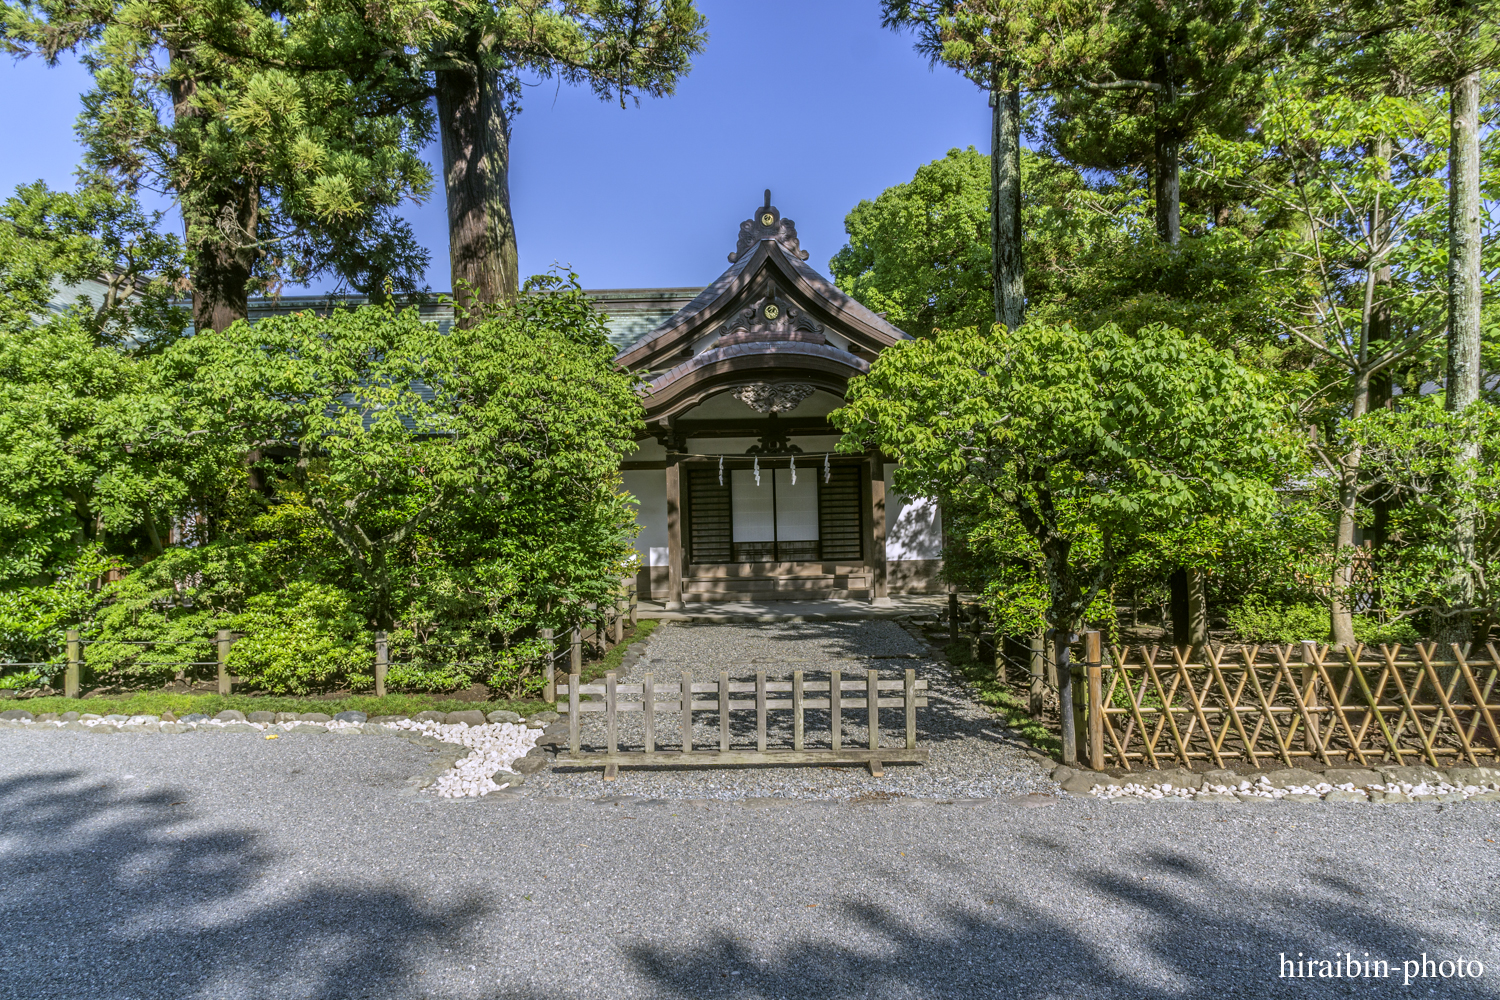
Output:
[
  {"xmin": 1300, "ymin": 639, "xmax": 1320, "ymax": 753},
  {"xmin": 65, "ymin": 629, "xmax": 81, "ymax": 699},
  {"xmin": 629, "ymin": 592, "xmax": 638, "ymax": 628},
  {"xmin": 216, "ymin": 630, "xmax": 233, "ymax": 696},
  {"xmin": 643, "ymin": 672, "xmax": 656, "ymax": 753},
  {"xmin": 1028, "ymin": 633, "xmax": 1045, "ymax": 719},
  {"xmin": 904, "ymin": 668, "xmax": 917, "ymax": 750},
  {"xmin": 541, "ymin": 628, "xmax": 555, "ymax": 704},
  {"xmin": 374, "ymin": 631, "xmax": 388, "ymax": 698},
  {"xmin": 793, "ymin": 670, "xmax": 804, "ymax": 751},
  {"xmin": 568, "ymin": 672, "xmax": 581, "ymax": 753},
  {"xmin": 571, "ymin": 626, "xmax": 583, "ymax": 674},
  {"xmin": 1085, "ymin": 631, "xmax": 1104, "ymax": 770},
  {"xmin": 612, "ymin": 595, "xmax": 624, "ymax": 644}
]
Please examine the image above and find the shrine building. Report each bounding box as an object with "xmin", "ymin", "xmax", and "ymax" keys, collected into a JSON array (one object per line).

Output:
[{"xmin": 616, "ymin": 193, "xmax": 942, "ymax": 607}]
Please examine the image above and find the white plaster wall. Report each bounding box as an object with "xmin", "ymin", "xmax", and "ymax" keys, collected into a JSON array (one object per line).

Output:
[
  {"xmin": 884, "ymin": 463, "xmax": 942, "ymax": 561},
  {"xmin": 622, "ymin": 470, "xmax": 669, "ymax": 566},
  {"xmin": 627, "ymin": 438, "xmax": 667, "ymax": 461}
]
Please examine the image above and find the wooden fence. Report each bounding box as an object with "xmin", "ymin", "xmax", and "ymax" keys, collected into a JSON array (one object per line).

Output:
[
  {"xmin": 555, "ymin": 668, "xmax": 930, "ymax": 778},
  {"xmin": 1086, "ymin": 641, "xmax": 1500, "ymax": 771},
  {"xmin": 4, "ymin": 583, "xmax": 641, "ymax": 701}
]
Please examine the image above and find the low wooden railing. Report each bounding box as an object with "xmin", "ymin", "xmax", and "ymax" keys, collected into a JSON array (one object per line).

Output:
[
  {"xmin": 1087, "ymin": 641, "xmax": 1500, "ymax": 770},
  {"xmin": 556, "ymin": 668, "xmax": 929, "ymax": 778}
]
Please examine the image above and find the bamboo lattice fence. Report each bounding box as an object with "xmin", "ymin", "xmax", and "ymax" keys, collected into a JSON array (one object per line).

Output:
[{"xmin": 1090, "ymin": 642, "xmax": 1500, "ymax": 770}]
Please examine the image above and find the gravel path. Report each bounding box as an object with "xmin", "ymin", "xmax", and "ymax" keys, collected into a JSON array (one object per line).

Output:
[
  {"xmin": 2, "ymin": 729, "xmax": 1497, "ymax": 999},
  {"xmin": 523, "ymin": 619, "xmax": 1054, "ymax": 801}
]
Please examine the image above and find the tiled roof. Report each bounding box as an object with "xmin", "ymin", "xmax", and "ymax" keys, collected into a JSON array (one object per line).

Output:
[{"xmin": 245, "ymin": 288, "xmax": 703, "ymax": 352}]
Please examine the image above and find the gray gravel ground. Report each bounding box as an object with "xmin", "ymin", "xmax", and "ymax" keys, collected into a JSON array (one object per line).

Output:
[
  {"xmin": 525, "ymin": 620, "xmax": 1054, "ymax": 801},
  {"xmin": 2, "ymin": 728, "xmax": 1499, "ymax": 999}
]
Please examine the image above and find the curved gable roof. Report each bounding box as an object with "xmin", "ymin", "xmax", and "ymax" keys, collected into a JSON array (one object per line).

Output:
[{"xmin": 615, "ymin": 195, "xmax": 909, "ymax": 375}]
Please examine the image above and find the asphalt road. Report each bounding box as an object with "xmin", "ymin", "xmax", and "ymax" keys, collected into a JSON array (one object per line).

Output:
[{"xmin": 2, "ymin": 730, "xmax": 1498, "ymax": 1000}]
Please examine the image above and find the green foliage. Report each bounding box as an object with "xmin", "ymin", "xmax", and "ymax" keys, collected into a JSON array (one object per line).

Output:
[
  {"xmin": 227, "ymin": 584, "xmax": 371, "ymax": 695},
  {"xmin": 835, "ymin": 320, "xmax": 1294, "ymax": 633},
  {"xmin": 0, "ymin": 184, "xmax": 199, "ymax": 583},
  {"xmin": 0, "ymin": 546, "xmax": 116, "ymax": 671},
  {"xmin": 2, "ymin": 0, "xmax": 435, "ymax": 319},
  {"xmin": 1356, "ymin": 396, "xmax": 1500, "ymax": 632},
  {"xmin": 830, "ymin": 146, "xmax": 1102, "ymax": 337},
  {"xmin": 1224, "ymin": 595, "xmax": 1420, "ymax": 646},
  {"xmin": 1, "ymin": 691, "xmax": 550, "ymax": 718}
]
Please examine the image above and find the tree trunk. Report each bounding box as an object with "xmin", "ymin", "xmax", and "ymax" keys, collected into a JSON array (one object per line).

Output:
[
  {"xmin": 1170, "ymin": 568, "xmax": 1207, "ymax": 653},
  {"xmin": 1331, "ymin": 371, "xmax": 1370, "ymax": 649},
  {"xmin": 1368, "ymin": 136, "xmax": 1395, "ymax": 552},
  {"xmin": 990, "ymin": 77, "xmax": 1025, "ymax": 331},
  {"xmin": 436, "ymin": 64, "xmax": 519, "ymax": 323},
  {"xmin": 1054, "ymin": 626, "xmax": 1076, "ymax": 765},
  {"xmin": 169, "ymin": 57, "xmax": 256, "ymax": 333},
  {"xmin": 1153, "ymin": 128, "xmax": 1180, "ymax": 246},
  {"xmin": 1170, "ymin": 567, "xmax": 1189, "ymax": 648},
  {"xmin": 1439, "ymin": 67, "xmax": 1483, "ymax": 646},
  {"xmin": 185, "ymin": 184, "xmax": 258, "ymax": 333}
]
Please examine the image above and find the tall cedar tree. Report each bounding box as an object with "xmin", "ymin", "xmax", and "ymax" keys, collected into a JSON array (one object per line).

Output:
[
  {"xmin": 1, "ymin": 0, "xmax": 435, "ymax": 331},
  {"xmin": 422, "ymin": 1, "xmax": 705, "ymax": 319},
  {"xmin": 1320, "ymin": 0, "xmax": 1499, "ymax": 643},
  {"xmin": 881, "ymin": 0, "xmax": 1032, "ymax": 331}
]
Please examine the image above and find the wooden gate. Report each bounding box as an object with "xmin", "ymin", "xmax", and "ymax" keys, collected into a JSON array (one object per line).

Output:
[{"xmin": 556, "ymin": 668, "xmax": 929, "ymax": 777}]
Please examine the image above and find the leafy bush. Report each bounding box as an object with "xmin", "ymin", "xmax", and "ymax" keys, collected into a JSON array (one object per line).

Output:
[
  {"xmin": 227, "ymin": 583, "xmax": 371, "ymax": 694},
  {"xmin": 0, "ymin": 545, "xmax": 115, "ymax": 676},
  {"xmin": 1224, "ymin": 595, "xmax": 1419, "ymax": 647}
]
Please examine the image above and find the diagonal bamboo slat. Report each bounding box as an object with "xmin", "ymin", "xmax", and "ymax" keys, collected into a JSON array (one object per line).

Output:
[{"xmin": 1091, "ymin": 643, "xmax": 1500, "ymax": 770}]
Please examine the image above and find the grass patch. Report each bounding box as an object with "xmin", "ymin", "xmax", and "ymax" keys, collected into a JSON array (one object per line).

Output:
[
  {"xmin": 0, "ymin": 692, "xmax": 550, "ymax": 719},
  {"xmin": 579, "ymin": 618, "xmax": 660, "ymax": 684},
  {"xmin": 1, "ymin": 620, "xmax": 663, "ymax": 716},
  {"xmin": 4, "ymin": 620, "xmax": 666, "ymax": 718},
  {"xmin": 941, "ymin": 640, "xmax": 1062, "ymax": 758}
]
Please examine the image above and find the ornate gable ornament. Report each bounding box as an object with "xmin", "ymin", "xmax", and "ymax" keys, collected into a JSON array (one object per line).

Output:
[
  {"xmin": 728, "ymin": 190, "xmax": 810, "ymax": 263},
  {"xmin": 710, "ymin": 291, "xmax": 826, "ymax": 349},
  {"xmin": 732, "ymin": 382, "xmax": 815, "ymax": 414}
]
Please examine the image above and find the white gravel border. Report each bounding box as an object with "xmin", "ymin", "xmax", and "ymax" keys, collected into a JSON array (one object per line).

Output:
[
  {"xmin": 1087, "ymin": 774, "xmax": 1500, "ymax": 803},
  {"xmin": 0, "ymin": 714, "xmax": 540, "ymax": 800}
]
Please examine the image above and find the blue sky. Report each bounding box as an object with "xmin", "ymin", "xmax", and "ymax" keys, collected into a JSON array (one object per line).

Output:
[{"xmin": 0, "ymin": 0, "xmax": 992, "ymax": 292}]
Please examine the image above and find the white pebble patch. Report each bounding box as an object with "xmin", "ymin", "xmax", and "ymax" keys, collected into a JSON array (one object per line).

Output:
[{"xmin": 392, "ymin": 719, "xmax": 541, "ymax": 798}]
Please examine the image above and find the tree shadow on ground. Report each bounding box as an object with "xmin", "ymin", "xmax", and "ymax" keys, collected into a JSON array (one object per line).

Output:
[
  {"xmin": 617, "ymin": 840, "xmax": 1488, "ymax": 999},
  {"xmin": 0, "ymin": 770, "xmax": 484, "ymax": 1000}
]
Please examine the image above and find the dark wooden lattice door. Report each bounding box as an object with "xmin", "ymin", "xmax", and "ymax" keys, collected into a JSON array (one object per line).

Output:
[
  {"xmin": 687, "ymin": 468, "xmax": 732, "ymax": 563},
  {"xmin": 817, "ymin": 465, "xmax": 863, "ymax": 561}
]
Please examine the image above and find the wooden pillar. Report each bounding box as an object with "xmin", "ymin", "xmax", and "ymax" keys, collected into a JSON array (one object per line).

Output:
[
  {"xmin": 216, "ymin": 630, "xmax": 233, "ymax": 696},
  {"xmin": 1085, "ymin": 630, "xmax": 1104, "ymax": 770},
  {"xmin": 1028, "ymin": 633, "xmax": 1045, "ymax": 718},
  {"xmin": 65, "ymin": 629, "xmax": 81, "ymax": 699},
  {"xmin": 665, "ymin": 453, "xmax": 684, "ymax": 609},
  {"xmin": 541, "ymin": 628, "xmax": 555, "ymax": 704},
  {"xmin": 374, "ymin": 631, "xmax": 388, "ymax": 697},
  {"xmin": 867, "ymin": 456, "xmax": 889, "ymax": 604}
]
